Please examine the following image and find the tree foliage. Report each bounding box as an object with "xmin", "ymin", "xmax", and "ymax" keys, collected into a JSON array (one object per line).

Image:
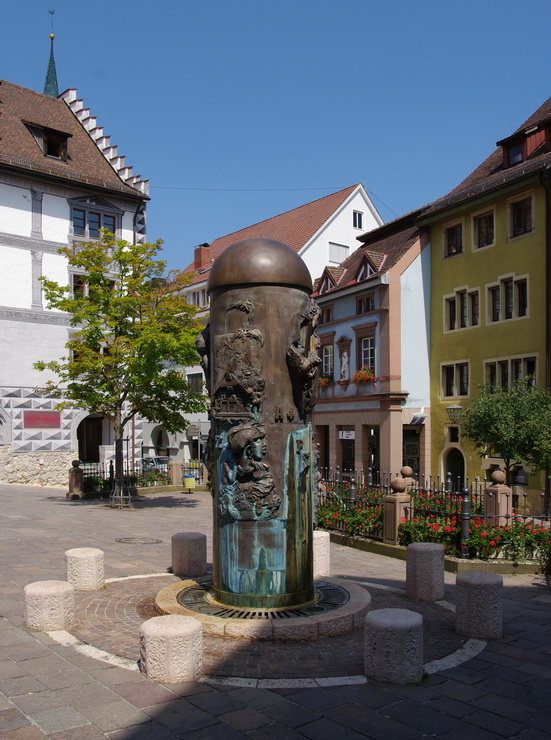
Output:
[
  {"xmin": 461, "ymin": 379, "xmax": 551, "ymax": 484},
  {"xmin": 35, "ymin": 235, "xmax": 206, "ymax": 496}
]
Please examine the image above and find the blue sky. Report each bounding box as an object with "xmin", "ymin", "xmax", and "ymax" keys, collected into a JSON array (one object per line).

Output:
[{"xmin": 3, "ymin": 1, "xmax": 551, "ymax": 273}]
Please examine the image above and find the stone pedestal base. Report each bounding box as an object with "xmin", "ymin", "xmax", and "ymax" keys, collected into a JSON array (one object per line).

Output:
[
  {"xmin": 456, "ymin": 571, "xmax": 503, "ymax": 639},
  {"xmin": 140, "ymin": 615, "xmax": 203, "ymax": 682},
  {"xmin": 24, "ymin": 580, "xmax": 75, "ymax": 631},
  {"xmin": 406, "ymin": 543, "xmax": 445, "ymax": 601},
  {"xmin": 364, "ymin": 608, "xmax": 424, "ymax": 684},
  {"xmin": 65, "ymin": 547, "xmax": 105, "ymax": 591},
  {"xmin": 172, "ymin": 532, "xmax": 207, "ymax": 577},
  {"xmin": 313, "ymin": 530, "xmax": 331, "ymax": 578}
]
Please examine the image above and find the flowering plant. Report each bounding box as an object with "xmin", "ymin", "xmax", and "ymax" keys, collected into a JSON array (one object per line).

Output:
[
  {"xmin": 351, "ymin": 366, "xmax": 375, "ymax": 384},
  {"xmin": 318, "ymin": 375, "xmax": 333, "ymax": 388}
]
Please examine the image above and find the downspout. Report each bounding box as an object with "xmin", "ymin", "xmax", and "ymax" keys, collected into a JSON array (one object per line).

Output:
[{"xmin": 538, "ymin": 168, "xmax": 551, "ymax": 512}]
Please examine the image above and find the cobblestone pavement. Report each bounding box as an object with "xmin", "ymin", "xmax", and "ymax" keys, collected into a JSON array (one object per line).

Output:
[{"xmin": 0, "ymin": 483, "xmax": 551, "ymax": 738}]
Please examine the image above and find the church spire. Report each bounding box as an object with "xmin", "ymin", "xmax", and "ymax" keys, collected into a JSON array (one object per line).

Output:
[{"xmin": 43, "ymin": 32, "xmax": 59, "ymax": 97}]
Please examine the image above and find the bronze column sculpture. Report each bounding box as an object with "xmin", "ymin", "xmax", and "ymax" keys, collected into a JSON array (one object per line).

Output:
[{"xmin": 197, "ymin": 238, "xmax": 320, "ymax": 609}]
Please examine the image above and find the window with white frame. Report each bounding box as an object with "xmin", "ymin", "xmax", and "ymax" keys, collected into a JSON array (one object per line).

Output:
[
  {"xmin": 473, "ymin": 210, "xmax": 495, "ymax": 249},
  {"xmin": 353, "ymin": 211, "xmax": 364, "ymax": 229},
  {"xmin": 486, "ymin": 276, "xmax": 529, "ymax": 323},
  {"xmin": 187, "ymin": 372, "xmax": 204, "ymax": 394},
  {"xmin": 509, "ymin": 194, "xmax": 534, "ymax": 238},
  {"xmin": 485, "ymin": 355, "xmax": 537, "ymax": 389},
  {"xmin": 360, "ymin": 336, "xmax": 375, "ymax": 371},
  {"xmin": 441, "ymin": 362, "xmax": 469, "ymax": 398},
  {"xmin": 444, "ymin": 287, "xmax": 480, "ymax": 331},
  {"xmin": 322, "ymin": 344, "xmax": 334, "ymax": 377}
]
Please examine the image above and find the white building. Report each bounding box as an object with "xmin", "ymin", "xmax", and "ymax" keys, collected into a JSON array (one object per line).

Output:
[
  {"xmin": 0, "ymin": 75, "xmax": 150, "ymax": 485},
  {"xmin": 176, "ymin": 185, "xmax": 383, "ymax": 464}
]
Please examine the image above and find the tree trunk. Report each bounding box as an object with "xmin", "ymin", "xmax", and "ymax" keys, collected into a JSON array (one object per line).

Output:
[{"xmin": 113, "ymin": 410, "xmax": 124, "ymax": 503}]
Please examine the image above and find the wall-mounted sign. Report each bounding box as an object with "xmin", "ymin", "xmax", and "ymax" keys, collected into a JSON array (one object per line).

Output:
[
  {"xmin": 23, "ymin": 411, "xmax": 61, "ymax": 429},
  {"xmin": 339, "ymin": 430, "xmax": 355, "ymax": 440}
]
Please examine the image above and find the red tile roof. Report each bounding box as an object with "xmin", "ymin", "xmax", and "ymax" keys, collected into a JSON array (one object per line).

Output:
[
  {"xmin": 313, "ymin": 213, "xmax": 424, "ymax": 297},
  {"xmin": 0, "ymin": 80, "xmax": 144, "ymax": 198},
  {"xmin": 424, "ymin": 95, "xmax": 551, "ymax": 217},
  {"xmin": 181, "ymin": 185, "xmax": 361, "ymax": 284}
]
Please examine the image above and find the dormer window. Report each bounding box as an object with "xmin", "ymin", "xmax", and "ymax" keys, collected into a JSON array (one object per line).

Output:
[
  {"xmin": 25, "ymin": 122, "xmax": 70, "ymax": 161},
  {"xmin": 319, "ymin": 274, "xmax": 334, "ymax": 294},
  {"xmin": 508, "ymin": 141, "xmax": 524, "ymax": 166},
  {"xmin": 357, "ymin": 257, "xmax": 375, "ymax": 281}
]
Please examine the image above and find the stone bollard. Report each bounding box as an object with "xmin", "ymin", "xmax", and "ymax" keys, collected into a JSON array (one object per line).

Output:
[
  {"xmin": 24, "ymin": 580, "xmax": 75, "ymax": 631},
  {"xmin": 406, "ymin": 542, "xmax": 445, "ymax": 601},
  {"xmin": 364, "ymin": 608, "xmax": 424, "ymax": 684},
  {"xmin": 65, "ymin": 547, "xmax": 105, "ymax": 591},
  {"xmin": 313, "ymin": 530, "xmax": 331, "ymax": 578},
  {"xmin": 171, "ymin": 532, "xmax": 207, "ymax": 577},
  {"xmin": 68, "ymin": 460, "xmax": 84, "ymax": 500},
  {"xmin": 140, "ymin": 615, "xmax": 203, "ymax": 682},
  {"xmin": 455, "ymin": 571, "xmax": 503, "ymax": 639}
]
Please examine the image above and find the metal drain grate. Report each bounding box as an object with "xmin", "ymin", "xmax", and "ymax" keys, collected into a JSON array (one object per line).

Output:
[
  {"xmin": 115, "ymin": 537, "xmax": 162, "ymax": 545},
  {"xmin": 177, "ymin": 581, "xmax": 349, "ymax": 619}
]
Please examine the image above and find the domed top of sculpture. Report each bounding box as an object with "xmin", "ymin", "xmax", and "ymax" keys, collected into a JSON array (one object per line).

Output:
[{"xmin": 207, "ymin": 238, "xmax": 313, "ymax": 294}]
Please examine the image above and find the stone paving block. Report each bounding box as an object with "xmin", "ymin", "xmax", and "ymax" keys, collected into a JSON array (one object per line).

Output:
[
  {"xmin": 0, "ymin": 676, "xmax": 47, "ymax": 696},
  {"xmin": 472, "ymin": 694, "xmax": 537, "ymax": 723},
  {"xmin": 0, "ymin": 707, "xmax": 32, "ymax": 732},
  {"xmin": 36, "ymin": 668, "xmax": 94, "ymax": 691},
  {"xmin": 185, "ymin": 724, "xmax": 252, "ymax": 740},
  {"xmin": 0, "ymin": 661, "xmax": 30, "ymax": 680},
  {"xmin": 113, "ymin": 680, "xmax": 178, "ymax": 708},
  {"xmin": 11, "ymin": 690, "xmax": 67, "ymax": 714},
  {"xmin": 432, "ymin": 678, "xmax": 488, "ymax": 702},
  {"xmin": 88, "ymin": 666, "xmax": 145, "ymax": 687},
  {"xmin": 47, "ymin": 726, "xmax": 109, "ymax": 739},
  {"xmin": 227, "ymin": 686, "xmax": 285, "ymax": 710},
  {"xmin": 425, "ymin": 695, "xmax": 476, "ymax": 719},
  {"xmin": 246, "ymin": 723, "xmax": 305, "ymax": 740},
  {"xmin": 384, "ymin": 698, "xmax": 460, "ymax": 734},
  {"xmin": 283, "ymin": 687, "xmax": 348, "ymax": 712},
  {"xmin": 28, "ymin": 705, "xmax": 88, "ymax": 734},
  {"xmin": 186, "ymin": 690, "xmax": 247, "ymax": 716},
  {"xmin": 219, "ymin": 707, "xmax": 271, "ymax": 731},
  {"xmin": 262, "ymin": 700, "xmax": 320, "ymax": 728},
  {"xmin": 108, "ymin": 720, "xmax": 180, "ymax": 740},
  {"xmin": 323, "ymin": 702, "xmax": 422, "ymax": 740},
  {"xmin": 75, "ymin": 699, "xmax": 151, "ymax": 732},
  {"xmin": 465, "ymin": 708, "xmax": 525, "ymax": 737},
  {"xmin": 298, "ymin": 717, "xmax": 367, "ymax": 740},
  {"xmin": 331, "ymin": 682, "xmax": 396, "ymax": 709},
  {"xmin": 3, "ymin": 725, "xmax": 47, "ymax": 738},
  {"xmin": 145, "ymin": 700, "xmax": 219, "ymax": 734}
]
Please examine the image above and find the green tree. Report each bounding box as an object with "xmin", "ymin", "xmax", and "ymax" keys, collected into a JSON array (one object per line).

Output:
[
  {"xmin": 35, "ymin": 235, "xmax": 206, "ymax": 500},
  {"xmin": 461, "ymin": 378, "xmax": 551, "ymax": 486}
]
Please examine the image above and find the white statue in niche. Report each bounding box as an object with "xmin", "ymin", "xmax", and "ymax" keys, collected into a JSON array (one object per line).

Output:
[{"xmin": 340, "ymin": 350, "xmax": 349, "ymax": 381}]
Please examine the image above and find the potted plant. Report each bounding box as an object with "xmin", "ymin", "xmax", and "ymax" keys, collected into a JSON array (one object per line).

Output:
[
  {"xmin": 351, "ymin": 366, "xmax": 375, "ymax": 385},
  {"xmin": 318, "ymin": 375, "xmax": 333, "ymax": 389}
]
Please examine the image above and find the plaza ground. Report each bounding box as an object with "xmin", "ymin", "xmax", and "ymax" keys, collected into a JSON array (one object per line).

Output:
[{"xmin": 0, "ymin": 483, "xmax": 550, "ymax": 738}]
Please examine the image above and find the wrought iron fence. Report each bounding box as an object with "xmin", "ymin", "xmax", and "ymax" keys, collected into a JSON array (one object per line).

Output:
[
  {"xmin": 316, "ymin": 467, "xmax": 551, "ymax": 561},
  {"xmin": 80, "ymin": 459, "xmax": 204, "ymax": 494}
]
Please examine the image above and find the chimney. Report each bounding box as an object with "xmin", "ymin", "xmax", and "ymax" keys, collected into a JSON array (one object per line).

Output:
[{"xmin": 194, "ymin": 243, "xmax": 211, "ymax": 270}]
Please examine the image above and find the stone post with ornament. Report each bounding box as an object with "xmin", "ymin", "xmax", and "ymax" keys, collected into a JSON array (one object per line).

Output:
[
  {"xmin": 383, "ymin": 467, "xmax": 414, "ymax": 545},
  {"xmin": 484, "ymin": 470, "xmax": 512, "ymax": 527}
]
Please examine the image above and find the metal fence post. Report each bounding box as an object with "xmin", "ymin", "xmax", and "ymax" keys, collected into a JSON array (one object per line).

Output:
[
  {"xmin": 348, "ymin": 477, "xmax": 357, "ymax": 507},
  {"xmin": 460, "ymin": 487, "xmax": 471, "ymax": 559}
]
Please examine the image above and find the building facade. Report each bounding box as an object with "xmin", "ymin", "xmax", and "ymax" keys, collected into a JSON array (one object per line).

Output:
[
  {"xmin": 421, "ymin": 95, "xmax": 551, "ymax": 502},
  {"xmin": 0, "ymin": 79, "xmax": 149, "ymax": 484},
  {"xmin": 176, "ymin": 185, "xmax": 383, "ymax": 465},
  {"xmin": 313, "ymin": 214, "xmax": 431, "ymax": 482}
]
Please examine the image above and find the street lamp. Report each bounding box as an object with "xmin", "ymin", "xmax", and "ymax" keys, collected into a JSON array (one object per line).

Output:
[{"xmin": 446, "ymin": 404, "xmax": 462, "ymax": 423}]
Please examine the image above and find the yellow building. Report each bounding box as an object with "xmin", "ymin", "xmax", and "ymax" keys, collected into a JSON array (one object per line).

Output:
[{"xmin": 420, "ymin": 96, "xmax": 551, "ymax": 506}]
